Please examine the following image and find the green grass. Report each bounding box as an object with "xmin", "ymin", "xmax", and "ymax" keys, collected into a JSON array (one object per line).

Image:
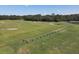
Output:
[{"xmin": 0, "ymin": 20, "xmax": 79, "ymax": 54}]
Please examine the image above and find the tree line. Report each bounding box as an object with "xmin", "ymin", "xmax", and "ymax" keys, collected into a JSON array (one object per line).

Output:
[{"xmin": 0, "ymin": 14, "xmax": 79, "ymax": 22}]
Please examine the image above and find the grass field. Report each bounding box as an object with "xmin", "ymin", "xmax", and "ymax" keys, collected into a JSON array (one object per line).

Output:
[{"xmin": 0, "ymin": 20, "xmax": 79, "ymax": 54}]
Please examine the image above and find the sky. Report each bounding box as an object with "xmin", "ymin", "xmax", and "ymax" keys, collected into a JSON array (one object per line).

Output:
[{"xmin": 0, "ymin": 5, "xmax": 79, "ymax": 15}]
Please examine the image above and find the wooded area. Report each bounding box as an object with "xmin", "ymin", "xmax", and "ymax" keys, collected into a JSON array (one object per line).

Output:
[{"xmin": 0, "ymin": 13, "xmax": 79, "ymax": 22}]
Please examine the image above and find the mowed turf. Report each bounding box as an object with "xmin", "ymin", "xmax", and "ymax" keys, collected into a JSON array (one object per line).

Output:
[{"xmin": 0, "ymin": 20, "xmax": 79, "ymax": 54}]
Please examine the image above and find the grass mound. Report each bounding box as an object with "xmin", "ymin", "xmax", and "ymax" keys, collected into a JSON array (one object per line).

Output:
[{"xmin": 0, "ymin": 20, "xmax": 79, "ymax": 54}]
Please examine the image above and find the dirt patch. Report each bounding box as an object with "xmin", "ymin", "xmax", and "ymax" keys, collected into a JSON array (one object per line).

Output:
[
  {"xmin": 0, "ymin": 28, "xmax": 18, "ymax": 30},
  {"xmin": 49, "ymin": 23, "xmax": 54, "ymax": 25},
  {"xmin": 0, "ymin": 21, "xmax": 5, "ymax": 24},
  {"xmin": 17, "ymin": 48, "xmax": 30, "ymax": 54},
  {"xmin": 0, "ymin": 43, "xmax": 6, "ymax": 47},
  {"xmin": 33, "ymin": 22, "xmax": 37, "ymax": 23}
]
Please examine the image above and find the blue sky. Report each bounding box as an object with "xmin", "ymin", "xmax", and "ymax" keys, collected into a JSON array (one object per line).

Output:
[{"xmin": 0, "ymin": 5, "xmax": 79, "ymax": 15}]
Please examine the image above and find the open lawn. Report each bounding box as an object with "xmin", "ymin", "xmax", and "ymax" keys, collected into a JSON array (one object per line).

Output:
[{"xmin": 0, "ymin": 20, "xmax": 79, "ymax": 54}]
